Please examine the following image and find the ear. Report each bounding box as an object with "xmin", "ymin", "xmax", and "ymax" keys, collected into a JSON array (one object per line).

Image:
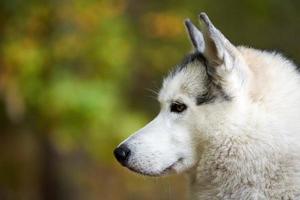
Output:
[
  {"xmin": 184, "ymin": 19, "xmax": 205, "ymax": 52},
  {"xmin": 198, "ymin": 13, "xmax": 241, "ymax": 70},
  {"xmin": 196, "ymin": 13, "xmax": 248, "ymax": 98}
]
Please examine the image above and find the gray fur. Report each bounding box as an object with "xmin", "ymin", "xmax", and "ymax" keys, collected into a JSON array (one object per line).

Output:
[{"xmin": 185, "ymin": 19, "xmax": 205, "ymax": 52}]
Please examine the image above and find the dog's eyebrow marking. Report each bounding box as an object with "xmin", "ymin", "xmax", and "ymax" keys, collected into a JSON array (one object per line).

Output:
[
  {"xmin": 195, "ymin": 78, "xmax": 233, "ymax": 106},
  {"xmin": 196, "ymin": 88, "xmax": 232, "ymax": 106},
  {"xmin": 196, "ymin": 91, "xmax": 216, "ymax": 105}
]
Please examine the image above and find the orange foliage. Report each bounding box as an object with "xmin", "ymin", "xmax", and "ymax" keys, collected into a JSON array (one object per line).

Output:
[{"xmin": 142, "ymin": 12, "xmax": 185, "ymax": 38}]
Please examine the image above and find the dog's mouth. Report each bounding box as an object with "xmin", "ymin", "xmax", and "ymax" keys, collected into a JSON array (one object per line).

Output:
[
  {"xmin": 161, "ymin": 157, "xmax": 184, "ymax": 174},
  {"xmin": 127, "ymin": 158, "xmax": 184, "ymax": 177}
]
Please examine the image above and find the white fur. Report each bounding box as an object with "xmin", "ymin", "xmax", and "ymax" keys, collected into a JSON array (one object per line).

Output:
[{"xmin": 117, "ymin": 13, "xmax": 300, "ymax": 199}]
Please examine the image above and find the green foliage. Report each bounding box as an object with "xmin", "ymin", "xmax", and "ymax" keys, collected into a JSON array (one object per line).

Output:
[{"xmin": 0, "ymin": 0, "xmax": 299, "ymax": 199}]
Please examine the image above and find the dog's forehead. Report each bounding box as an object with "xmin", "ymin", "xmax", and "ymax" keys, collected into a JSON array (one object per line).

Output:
[{"xmin": 158, "ymin": 59, "xmax": 208, "ymax": 102}]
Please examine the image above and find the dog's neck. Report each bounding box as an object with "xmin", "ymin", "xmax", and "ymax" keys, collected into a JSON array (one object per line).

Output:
[
  {"xmin": 185, "ymin": 108, "xmax": 292, "ymax": 200},
  {"xmin": 185, "ymin": 109, "xmax": 260, "ymax": 199}
]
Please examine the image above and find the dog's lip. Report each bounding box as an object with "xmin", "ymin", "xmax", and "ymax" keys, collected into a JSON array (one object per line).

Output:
[
  {"xmin": 127, "ymin": 158, "xmax": 184, "ymax": 177},
  {"xmin": 161, "ymin": 157, "xmax": 183, "ymax": 175}
]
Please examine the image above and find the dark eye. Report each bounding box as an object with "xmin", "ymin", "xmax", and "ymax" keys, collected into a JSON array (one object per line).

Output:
[{"xmin": 170, "ymin": 102, "xmax": 187, "ymax": 113}]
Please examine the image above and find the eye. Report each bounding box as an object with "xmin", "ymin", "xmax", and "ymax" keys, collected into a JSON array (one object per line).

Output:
[{"xmin": 170, "ymin": 102, "xmax": 187, "ymax": 113}]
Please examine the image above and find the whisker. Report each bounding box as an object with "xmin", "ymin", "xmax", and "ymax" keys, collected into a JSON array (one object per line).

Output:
[
  {"xmin": 145, "ymin": 94, "xmax": 158, "ymax": 100},
  {"xmin": 145, "ymin": 88, "xmax": 159, "ymax": 96}
]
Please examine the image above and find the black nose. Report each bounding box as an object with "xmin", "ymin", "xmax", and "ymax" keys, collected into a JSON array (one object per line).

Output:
[{"xmin": 113, "ymin": 145, "xmax": 131, "ymax": 166}]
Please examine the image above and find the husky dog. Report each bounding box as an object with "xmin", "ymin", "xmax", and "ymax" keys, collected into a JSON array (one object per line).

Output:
[{"xmin": 114, "ymin": 13, "xmax": 300, "ymax": 199}]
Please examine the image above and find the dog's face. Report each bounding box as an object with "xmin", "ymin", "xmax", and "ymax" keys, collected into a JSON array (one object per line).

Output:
[{"xmin": 114, "ymin": 13, "xmax": 249, "ymax": 176}]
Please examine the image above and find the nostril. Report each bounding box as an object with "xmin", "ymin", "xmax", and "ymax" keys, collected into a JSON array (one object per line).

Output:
[{"xmin": 113, "ymin": 145, "xmax": 131, "ymax": 166}]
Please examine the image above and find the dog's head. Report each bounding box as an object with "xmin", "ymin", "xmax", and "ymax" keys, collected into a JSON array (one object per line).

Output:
[{"xmin": 114, "ymin": 13, "xmax": 249, "ymax": 176}]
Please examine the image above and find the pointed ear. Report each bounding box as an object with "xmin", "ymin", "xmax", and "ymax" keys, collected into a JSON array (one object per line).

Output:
[
  {"xmin": 184, "ymin": 19, "xmax": 205, "ymax": 52},
  {"xmin": 199, "ymin": 13, "xmax": 241, "ymax": 69}
]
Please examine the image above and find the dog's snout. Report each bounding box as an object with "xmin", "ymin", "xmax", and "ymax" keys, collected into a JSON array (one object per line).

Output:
[{"xmin": 114, "ymin": 145, "xmax": 131, "ymax": 166}]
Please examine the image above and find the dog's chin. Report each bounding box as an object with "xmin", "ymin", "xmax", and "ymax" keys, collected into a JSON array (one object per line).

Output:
[{"xmin": 127, "ymin": 158, "xmax": 184, "ymax": 177}]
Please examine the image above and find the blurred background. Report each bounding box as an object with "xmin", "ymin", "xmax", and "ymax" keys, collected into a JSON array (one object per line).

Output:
[{"xmin": 0, "ymin": 0, "xmax": 299, "ymax": 199}]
